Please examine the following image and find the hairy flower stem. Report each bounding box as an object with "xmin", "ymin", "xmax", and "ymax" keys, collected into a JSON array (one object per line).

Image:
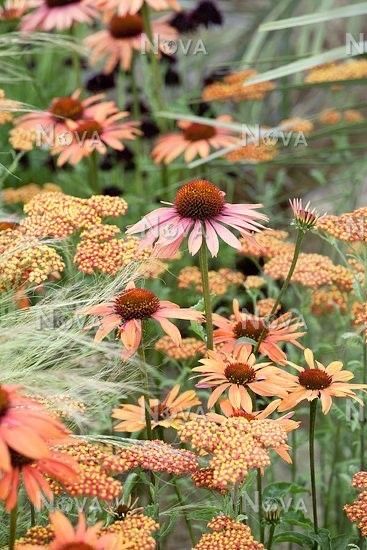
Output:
[
  {"xmin": 141, "ymin": 4, "xmax": 167, "ymax": 131},
  {"xmin": 257, "ymin": 470, "xmax": 264, "ymax": 544},
  {"xmin": 30, "ymin": 503, "xmax": 36, "ymax": 527},
  {"xmin": 88, "ymin": 151, "xmax": 100, "ymax": 195},
  {"xmin": 309, "ymin": 400, "xmax": 319, "ymax": 548},
  {"xmin": 199, "ymin": 241, "xmax": 214, "ymax": 350},
  {"xmin": 254, "ymin": 229, "xmax": 305, "ymax": 355},
  {"xmin": 9, "ymin": 504, "xmax": 18, "ymax": 550},
  {"xmin": 361, "ymin": 342, "xmax": 367, "ymax": 470}
]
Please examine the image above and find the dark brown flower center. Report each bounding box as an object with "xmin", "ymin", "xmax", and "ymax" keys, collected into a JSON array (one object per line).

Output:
[
  {"xmin": 298, "ymin": 369, "xmax": 332, "ymax": 390},
  {"xmin": 10, "ymin": 450, "xmax": 34, "ymax": 468},
  {"xmin": 224, "ymin": 362, "xmax": 256, "ymax": 385},
  {"xmin": 0, "ymin": 387, "xmax": 10, "ymax": 419},
  {"xmin": 46, "ymin": 0, "xmax": 81, "ymax": 7},
  {"xmin": 183, "ymin": 123, "xmax": 217, "ymax": 142},
  {"xmin": 114, "ymin": 288, "xmax": 160, "ymax": 321},
  {"xmin": 50, "ymin": 97, "xmax": 84, "ymax": 121},
  {"xmin": 109, "ymin": 14, "xmax": 144, "ymax": 39},
  {"xmin": 175, "ymin": 179, "xmax": 225, "ymax": 221},
  {"xmin": 75, "ymin": 120, "xmax": 103, "ymax": 140},
  {"xmin": 59, "ymin": 544, "xmax": 95, "ymax": 550},
  {"xmin": 151, "ymin": 403, "xmax": 170, "ymax": 422},
  {"xmin": 233, "ymin": 317, "xmax": 268, "ymax": 342}
]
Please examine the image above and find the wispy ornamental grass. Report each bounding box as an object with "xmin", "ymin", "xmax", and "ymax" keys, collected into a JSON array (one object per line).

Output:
[{"xmin": 0, "ymin": 260, "xmax": 149, "ymax": 427}]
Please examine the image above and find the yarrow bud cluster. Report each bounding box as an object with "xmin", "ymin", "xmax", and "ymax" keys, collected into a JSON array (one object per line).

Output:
[
  {"xmin": 194, "ymin": 515, "xmax": 264, "ymax": 549},
  {"xmin": 178, "ymin": 416, "xmax": 290, "ymax": 489}
]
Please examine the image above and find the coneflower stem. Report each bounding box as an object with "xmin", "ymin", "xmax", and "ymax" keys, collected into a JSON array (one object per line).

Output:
[
  {"xmin": 267, "ymin": 523, "xmax": 276, "ymax": 549},
  {"xmin": 309, "ymin": 400, "xmax": 319, "ymax": 548},
  {"xmin": 141, "ymin": 3, "xmax": 166, "ymax": 130},
  {"xmin": 9, "ymin": 504, "xmax": 18, "ymax": 550},
  {"xmin": 361, "ymin": 341, "xmax": 367, "ymax": 470},
  {"xmin": 30, "ymin": 503, "xmax": 36, "ymax": 527},
  {"xmin": 199, "ymin": 241, "xmax": 214, "ymax": 350},
  {"xmin": 88, "ymin": 151, "xmax": 100, "ymax": 195},
  {"xmin": 257, "ymin": 469, "xmax": 264, "ymax": 543},
  {"xmin": 254, "ymin": 229, "xmax": 305, "ymax": 355}
]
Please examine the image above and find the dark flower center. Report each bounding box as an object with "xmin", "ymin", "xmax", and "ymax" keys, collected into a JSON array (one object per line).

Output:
[
  {"xmin": 150, "ymin": 403, "xmax": 171, "ymax": 422},
  {"xmin": 298, "ymin": 369, "xmax": 332, "ymax": 390},
  {"xmin": 224, "ymin": 362, "xmax": 256, "ymax": 385},
  {"xmin": 183, "ymin": 122, "xmax": 217, "ymax": 142},
  {"xmin": 50, "ymin": 97, "xmax": 84, "ymax": 121},
  {"xmin": 109, "ymin": 14, "xmax": 144, "ymax": 39},
  {"xmin": 229, "ymin": 409, "xmax": 255, "ymax": 421},
  {"xmin": 114, "ymin": 288, "xmax": 160, "ymax": 321},
  {"xmin": 0, "ymin": 386, "xmax": 10, "ymax": 419},
  {"xmin": 75, "ymin": 120, "xmax": 103, "ymax": 140},
  {"xmin": 60, "ymin": 544, "xmax": 95, "ymax": 550},
  {"xmin": 174, "ymin": 179, "xmax": 225, "ymax": 220},
  {"xmin": 10, "ymin": 450, "xmax": 34, "ymax": 468},
  {"xmin": 233, "ymin": 317, "xmax": 268, "ymax": 342},
  {"xmin": 46, "ymin": 0, "xmax": 81, "ymax": 7}
]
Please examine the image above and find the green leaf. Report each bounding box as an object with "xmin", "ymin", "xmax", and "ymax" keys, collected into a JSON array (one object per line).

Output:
[
  {"xmin": 273, "ymin": 531, "xmax": 314, "ymax": 546},
  {"xmin": 260, "ymin": 2, "xmax": 367, "ymax": 31}
]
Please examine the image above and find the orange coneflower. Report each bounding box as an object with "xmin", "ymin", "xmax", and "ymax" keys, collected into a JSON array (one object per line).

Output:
[
  {"xmin": 97, "ymin": 0, "xmax": 181, "ymax": 15},
  {"xmin": 0, "ymin": 449, "xmax": 77, "ymax": 511},
  {"xmin": 192, "ymin": 347, "xmax": 293, "ymax": 410},
  {"xmin": 213, "ymin": 299, "xmax": 305, "ymax": 364},
  {"xmin": 21, "ymin": 0, "xmax": 98, "ymax": 31},
  {"xmin": 152, "ymin": 116, "xmax": 240, "ymax": 165},
  {"xmin": 112, "ymin": 384, "xmax": 201, "ymax": 432},
  {"xmin": 278, "ymin": 348, "xmax": 367, "ymax": 414},
  {"xmin": 85, "ymin": 12, "xmax": 177, "ymax": 72},
  {"xmin": 16, "ymin": 90, "xmax": 118, "ymax": 142},
  {"xmin": 78, "ymin": 281, "xmax": 204, "ymax": 359},
  {"xmin": 0, "ymin": 385, "xmax": 70, "ymax": 472},
  {"xmin": 52, "ymin": 110, "xmax": 140, "ymax": 166},
  {"xmin": 49, "ymin": 510, "xmax": 117, "ymax": 549}
]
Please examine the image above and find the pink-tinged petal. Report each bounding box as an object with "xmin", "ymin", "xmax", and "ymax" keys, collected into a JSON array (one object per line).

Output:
[
  {"xmin": 50, "ymin": 510, "xmax": 76, "ymax": 543},
  {"xmin": 94, "ymin": 315, "xmax": 121, "ymax": 342},
  {"xmin": 126, "ymin": 207, "xmax": 176, "ymax": 235},
  {"xmin": 157, "ymin": 318, "xmax": 181, "ymax": 346},
  {"xmin": 22, "ymin": 468, "xmax": 42, "ymax": 509},
  {"xmin": 228, "ymin": 384, "xmax": 241, "ymax": 408},
  {"xmin": 153, "ymin": 234, "xmax": 185, "ymax": 259},
  {"xmin": 120, "ymin": 319, "xmax": 142, "ymax": 353},
  {"xmin": 76, "ymin": 303, "xmax": 115, "ymax": 316},
  {"xmin": 210, "ymin": 220, "xmax": 242, "ymax": 250},
  {"xmin": 0, "ymin": 437, "xmax": 10, "ymax": 471},
  {"xmin": 155, "ymin": 307, "xmax": 203, "ymax": 321},
  {"xmin": 207, "ymin": 383, "xmax": 230, "ymax": 409},
  {"xmin": 204, "ymin": 221, "xmax": 219, "ymax": 257},
  {"xmin": 239, "ymin": 386, "xmax": 253, "ymax": 411},
  {"xmin": 188, "ymin": 220, "xmax": 203, "ymax": 256}
]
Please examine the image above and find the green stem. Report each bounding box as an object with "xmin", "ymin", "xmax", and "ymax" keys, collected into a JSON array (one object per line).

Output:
[
  {"xmin": 267, "ymin": 523, "xmax": 276, "ymax": 549},
  {"xmin": 141, "ymin": 3, "xmax": 166, "ymax": 130},
  {"xmin": 9, "ymin": 504, "xmax": 18, "ymax": 550},
  {"xmin": 173, "ymin": 479, "xmax": 196, "ymax": 546},
  {"xmin": 30, "ymin": 503, "xmax": 36, "ymax": 527},
  {"xmin": 130, "ymin": 54, "xmax": 144, "ymax": 197},
  {"xmin": 309, "ymin": 400, "xmax": 319, "ymax": 548},
  {"xmin": 88, "ymin": 151, "xmax": 100, "ymax": 195},
  {"xmin": 198, "ymin": 241, "xmax": 213, "ymax": 350},
  {"xmin": 254, "ymin": 229, "xmax": 305, "ymax": 354},
  {"xmin": 323, "ymin": 422, "xmax": 340, "ymax": 527},
  {"xmin": 257, "ymin": 469, "xmax": 264, "ymax": 544},
  {"xmin": 361, "ymin": 342, "xmax": 367, "ymax": 470}
]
